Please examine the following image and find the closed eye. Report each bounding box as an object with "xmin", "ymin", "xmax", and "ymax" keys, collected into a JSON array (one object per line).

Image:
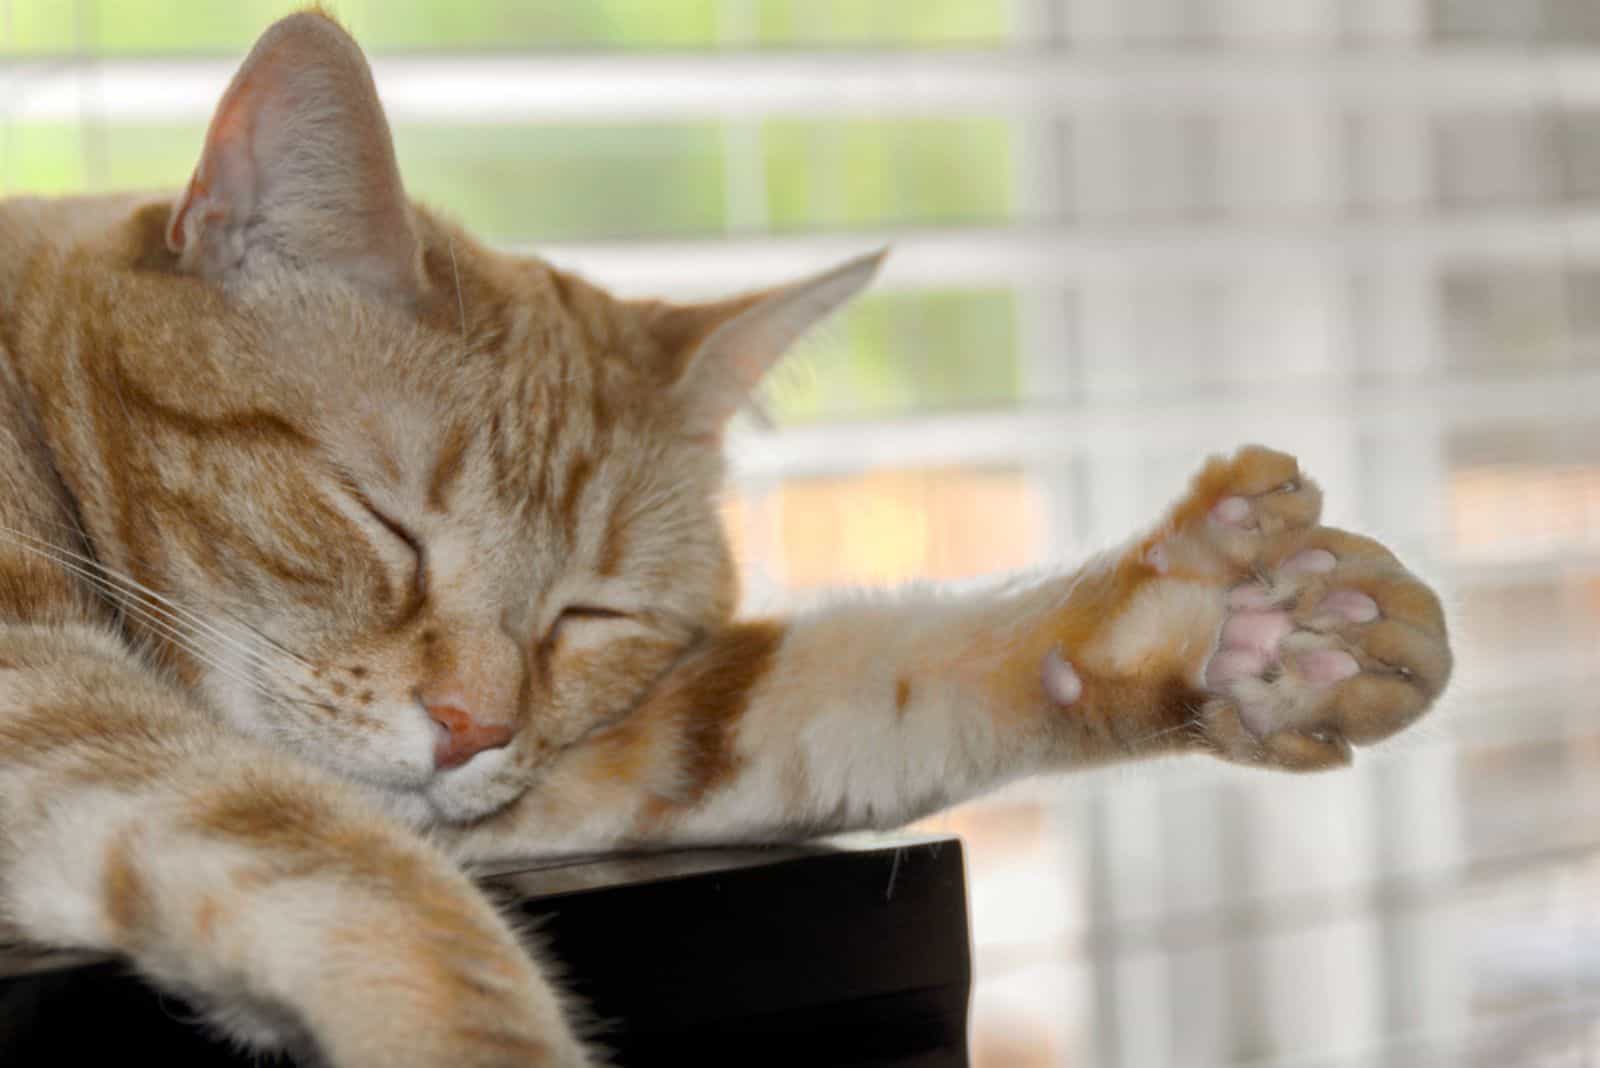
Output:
[
  {"xmin": 556, "ymin": 604, "xmax": 629, "ymax": 628},
  {"xmin": 354, "ymin": 494, "xmax": 427, "ymax": 596},
  {"xmin": 545, "ymin": 604, "xmax": 630, "ymax": 648}
]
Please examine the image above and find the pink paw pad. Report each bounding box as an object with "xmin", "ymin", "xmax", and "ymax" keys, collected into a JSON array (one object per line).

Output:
[
  {"xmin": 1220, "ymin": 610, "xmax": 1294, "ymax": 655},
  {"xmin": 1206, "ymin": 647, "xmax": 1267, "ymax": 688},
  {"xmin": 1283, "ymin": 548, "xmax": 1336, "ymax": 574},
  {"xmin": 1042, "ymin": 647, "xmax": 1082, "ymax": 706},
  {"xmin": 1211, "ymin": 497, "xmax": 1252, "ymax": 526},
  {"xmin": 1206, "ymin": 543, "xmax": 1372, "ymax": 721},
  {"xmin": 1319, "ymin": 590, "xmax": 1378, "ymax": 622},
  {"xmin": 1295, "ymin": 649, "xmax": 1360, "ymax": 685}
]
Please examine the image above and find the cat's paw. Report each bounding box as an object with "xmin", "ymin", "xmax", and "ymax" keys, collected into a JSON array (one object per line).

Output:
[
  {"xmin": 1102, "ymin": 445, "xmax": 1453, "ymax": 771},
  {"xmin": 1193, "ymin": 517, "xmax": 1450, "ymax": 771},
  {"xmin": 1020, "ymin": 445, "xmax": 1447, "ymax": 773}
]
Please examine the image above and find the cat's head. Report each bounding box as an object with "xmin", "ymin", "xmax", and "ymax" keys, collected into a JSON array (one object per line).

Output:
[{"xmin": 80, "ymin": 11, "xmax": 878, "ymax": 824}]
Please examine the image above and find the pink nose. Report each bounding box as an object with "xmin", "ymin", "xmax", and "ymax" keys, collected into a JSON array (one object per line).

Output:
[{"xmin": 423, "ymin": 698, "xmax": 515, "ymax": 770}]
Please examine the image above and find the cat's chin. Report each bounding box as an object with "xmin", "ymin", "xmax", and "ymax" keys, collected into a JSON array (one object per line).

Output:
[
  {"xmin": 422, "ymin": 762, "xmax": 526, "ymax": 825},
  {"xmin": 360, "ymin": 780, "xmax": 515, "ymax": 829},
  {"xmin": 349, "ymin": 756, "xmax": 525, "ymax": 828}
]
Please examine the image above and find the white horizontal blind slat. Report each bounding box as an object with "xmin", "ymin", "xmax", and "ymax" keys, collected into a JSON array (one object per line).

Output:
[
  {"xmin": 533, "ymin": 211, "xmax": 1600, "ymax": 294},
  {"xmin": 4, "ymin": 48, "xmax": 1600, "ymax": 122}
]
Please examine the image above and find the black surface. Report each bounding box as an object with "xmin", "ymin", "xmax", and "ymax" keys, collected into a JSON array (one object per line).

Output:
[{"xmin": 0, "ymin": 834, "xmax": 972, "ymax": 1066}]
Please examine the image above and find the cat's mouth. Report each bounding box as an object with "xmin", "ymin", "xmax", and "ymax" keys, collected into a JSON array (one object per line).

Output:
[
  {"xmin": 243, "ymin": 682, "xmax": 526, "ymax": 825},
  {"xmin": 333, "ymin": 730, "xmax": 525, "ymax": 826},
  {"xmin": 421, "ymin": 760, "xmax": 525, "ymax": 825},
  {"xmin": 353, "ymin": 755, "xmax": 524, "ymax": 828}
]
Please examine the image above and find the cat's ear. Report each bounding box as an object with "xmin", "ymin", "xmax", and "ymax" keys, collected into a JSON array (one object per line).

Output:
[
  {"xmin": 165, "ymin": 11, "xmax": 422, "ymax": 299},
  {"xmin": 641, "ymin": 250, "xmax": 886, "ymax": 437}
]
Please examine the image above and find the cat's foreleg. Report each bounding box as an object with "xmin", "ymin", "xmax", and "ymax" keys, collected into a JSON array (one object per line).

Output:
[
  {"xmin": 461, "ymin": 446, "xmax": 1450, "ymax": 858},
  {"xmin": 0, "ymin": 624, "xmax": 591, "ymax": 1067}
]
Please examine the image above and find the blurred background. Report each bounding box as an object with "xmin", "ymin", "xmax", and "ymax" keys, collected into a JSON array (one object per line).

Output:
[{"xmin": 5, "ymin": 1, "xmax": 1599, "ymax": 1064}]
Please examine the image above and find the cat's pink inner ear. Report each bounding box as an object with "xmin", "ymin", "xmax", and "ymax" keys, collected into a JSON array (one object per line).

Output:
[
  {"xmin": 167, "ymin": 10, "xmax": 422, "ymax": 299},
  {"xmin": 651, "ymin": 250, "xmax": 887, "ymax": 436},
  {"xmin": 166, "ymin": 86, "xmax": 259, "ymax": 257}
]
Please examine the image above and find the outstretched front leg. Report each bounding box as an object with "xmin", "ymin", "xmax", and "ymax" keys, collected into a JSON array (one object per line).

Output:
[{"xmin": 454, "ymin": 446, "xmax": 1451, "ymax": 861}]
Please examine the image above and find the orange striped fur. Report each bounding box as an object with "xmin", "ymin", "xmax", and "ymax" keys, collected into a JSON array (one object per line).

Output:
[{"xmin": 0, "ymin": 12, "xmax": 1452, "ymax": 1065}]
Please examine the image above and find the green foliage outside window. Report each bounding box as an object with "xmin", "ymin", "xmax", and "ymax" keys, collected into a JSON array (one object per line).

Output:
[
  {"xmin": 1, "ymin": 0, "xmax": 1022, "ymax": 424},
  {"xmin": 2, "ymin": 0, "xmax": 1008, "ymax": 54}
]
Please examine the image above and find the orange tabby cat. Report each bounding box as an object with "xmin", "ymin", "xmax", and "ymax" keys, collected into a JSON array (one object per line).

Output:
[{"xmin": 0, "ymin": 11, "xmax": 1450, "ymax": 1066}]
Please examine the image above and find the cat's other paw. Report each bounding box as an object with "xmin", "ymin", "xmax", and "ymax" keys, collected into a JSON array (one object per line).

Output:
[{"xmin": 1195, "ymin": 527, "xmax": 1451, "ymax": 770}]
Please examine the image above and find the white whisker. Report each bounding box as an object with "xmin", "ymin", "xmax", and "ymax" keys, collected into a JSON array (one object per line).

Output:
[
  {"xmin": 0, "ymin": 521, "xmax": 300, "ymax": 674},
  {"xmin": 0, "ymin": 525, "xmax": 282, "ymax": 697},
  {"xmin": 447, "ymin": 235, "xmax": 468, "ymax": 345}
]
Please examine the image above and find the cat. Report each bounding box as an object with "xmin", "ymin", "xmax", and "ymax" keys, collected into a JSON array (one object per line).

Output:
[{"xmin": 0, "ymin": 10, "xmax": 1451, "ymax": 1066}]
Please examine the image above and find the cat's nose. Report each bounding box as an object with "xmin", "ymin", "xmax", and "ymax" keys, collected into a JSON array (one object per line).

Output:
[{"xmin": 421, "ymin": 695, "xmax": 515, "ymax": 770}]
